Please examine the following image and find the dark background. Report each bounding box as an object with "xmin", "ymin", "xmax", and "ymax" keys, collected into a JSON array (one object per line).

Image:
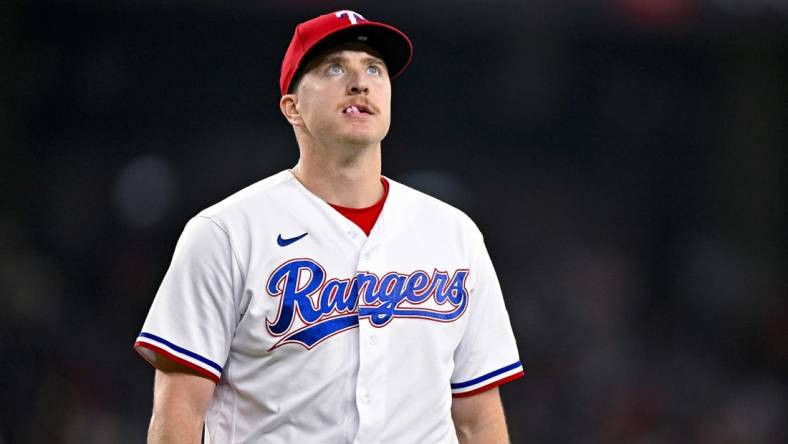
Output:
[{"xmin": 2, "ymin": 0, "xmax": 786, "ymax": 443}]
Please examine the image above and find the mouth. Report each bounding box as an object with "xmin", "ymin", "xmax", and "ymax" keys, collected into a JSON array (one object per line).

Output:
[{"xmin": 342, "ymin": 104, "xmax": 374, "ymax": 115}]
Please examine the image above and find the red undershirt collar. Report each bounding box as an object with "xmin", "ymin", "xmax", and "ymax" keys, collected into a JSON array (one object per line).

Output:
[{"xmin": 328, "ymin": 177, "xmax": 390, "ymax": 236}]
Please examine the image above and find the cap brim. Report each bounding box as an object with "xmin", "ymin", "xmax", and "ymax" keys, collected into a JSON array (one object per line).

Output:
[{"xmin": 290, "ymin": 22, "xmax": 413, "ymax": 93}]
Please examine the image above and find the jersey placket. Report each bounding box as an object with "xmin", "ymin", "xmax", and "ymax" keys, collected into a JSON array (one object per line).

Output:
[
  {"xmin": 289, "ymin": 173, "xmax": 394, "ymax": 443},
  {"xmin": 353, "ymin": 213, "xmax": 387, "ymax": 444}
]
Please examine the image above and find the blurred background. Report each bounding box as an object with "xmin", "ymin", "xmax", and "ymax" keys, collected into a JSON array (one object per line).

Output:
[{"xmin": 2, "ymin": 0, "xmax": 786, "ymax": 443}]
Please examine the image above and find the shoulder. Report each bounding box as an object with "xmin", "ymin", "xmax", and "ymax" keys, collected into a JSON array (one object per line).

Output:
[
  {"xmin": 386, "ymin": 177, "xmax": 483, "ymax": 240},
  {"xmin": 172, "ymin": 170, "xmax": 302, "ymax": 247},
  {"xmin": 196, "ymin": 170, "xmax": 293, "ymax": 220}
]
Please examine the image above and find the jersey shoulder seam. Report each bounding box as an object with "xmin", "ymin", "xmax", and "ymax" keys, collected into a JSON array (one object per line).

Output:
[{"xmin": 193, "ymin": 214, "xmax": 249, "ymax": 290}]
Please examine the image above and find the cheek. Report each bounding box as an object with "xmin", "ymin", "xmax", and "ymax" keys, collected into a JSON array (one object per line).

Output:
[
  {"xmin": 381, "ymin": 94, "xmax": 393, "ymax": 122},
  {"xmin": 376, "ymin": 83, "xmax": 392, "ymax": 116},
  {"xmin": 299, "ymin": 93, "xmax": 332, "ymax": 125},
  {"xmin": 298, "ymin": 79, "xmax": 329, "ymax": 108}
]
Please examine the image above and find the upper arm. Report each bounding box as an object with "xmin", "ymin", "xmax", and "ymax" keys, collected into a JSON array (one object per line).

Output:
[
  {"xmin": 450, "ymin": 230, "xmax": 523, "ymax": 397},
  {"xmin": 451, "ymin": 387, "xmax": 509, "ymax": 444},
  {"xmin": 134, "ymin": 216, "xmax": 243, "ymax": 381},
  {"xmin": 450, "ymin": 228, "xmax": 520, "ymax": 443},
  {"xmin": 149, "ymin": 357, "xmax": 217, "ymax": 444},
  {"xmin": 134, "ymin": 217, "xmax": 240, "ymax": 442}
]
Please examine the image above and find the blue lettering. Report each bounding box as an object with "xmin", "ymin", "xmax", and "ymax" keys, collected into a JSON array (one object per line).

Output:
[
  {"xmin": 266, "ymin": 260, "xmax": 471, "ymax": 349},
  {"xmin": 404, "ymin": 270, "xmax": 430, "ymax": 303},
  {"xmin": 266, "ymin": 260, "xmax": 324, "ymax": 335},
  {"xmin": 444, "ymin": 270, "xmax": 469, "ymax": 305},
  {"xmin": 356, "ymin": 273, "xmax": 380, "ymax": 305},
  {"xmin": 365, "ymin": 273, "xmax": 408, "ymax": 326},
  {"xmin": 324, "ymin": 279, "xmax": 356, "ymax": 313},
  {"xmin": 429, "ymin": 272, "xmax": 450, "ymax": 304}
]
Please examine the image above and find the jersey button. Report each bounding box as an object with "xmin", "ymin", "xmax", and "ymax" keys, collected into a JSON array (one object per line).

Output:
[
  {"xmin": 369, "ymin": 335, "xmax": 377, "ymax": 346},
  {"xmin": 348, "ymin": 230, "xmax": 357, "ymax": 239},
  {"xmin": 363, "ymin": 252, "xmax": 371, "ymax": 260},
  {"xmin": 363, "ymin": 394, "xmax": 374, "ymax": 404}
]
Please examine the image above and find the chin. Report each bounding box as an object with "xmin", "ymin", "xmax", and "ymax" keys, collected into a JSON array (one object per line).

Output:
[{"xmin": 340, "ymin": 129, "xmax": 387, "ymax": 147}]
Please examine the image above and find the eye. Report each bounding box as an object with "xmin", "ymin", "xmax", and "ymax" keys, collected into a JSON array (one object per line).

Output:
[
  {"xmin": 367, "ymin": 65, "xmax": 381, "ymax": 76},
  {"xmin": 327, "ymin": 64, "xmax": 344, "ymax": 75}
]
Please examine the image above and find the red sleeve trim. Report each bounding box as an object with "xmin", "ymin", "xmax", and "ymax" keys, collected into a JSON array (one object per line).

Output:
[
  {"xmin": 134, "ymin": 341, "xmax": 220, "ymax": 384},
  {"xmin": 451, "ymin": 371, "xmax": 524, "ymax": 398}
]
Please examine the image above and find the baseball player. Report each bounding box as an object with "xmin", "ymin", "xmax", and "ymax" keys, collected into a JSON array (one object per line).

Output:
[{"xmin": 134, "ymin": 10, "xmax": 523, "ymax": 444}]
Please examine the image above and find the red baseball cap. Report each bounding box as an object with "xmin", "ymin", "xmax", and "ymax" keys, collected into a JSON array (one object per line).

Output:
[{"xmin": 280, "ymin": 10, "xmax": 413, "ymax": 96}]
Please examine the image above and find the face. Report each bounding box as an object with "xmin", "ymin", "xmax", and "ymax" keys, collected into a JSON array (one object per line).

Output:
[{"xmin": 285, "ymin": 43, "xmax": 392, "ymax": 148}]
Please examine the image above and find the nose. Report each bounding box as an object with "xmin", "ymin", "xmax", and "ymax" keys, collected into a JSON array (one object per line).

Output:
[
  {"xmin": 349, "ymin": 82, "xmax": 369, "ymax": 95},
  {"xmin": 347, "ymin": 71, "xmax": 369, "ymax": 95},
  {"xmin": 350, "ymin": 84, "xmax": 368, "ymax": 94}
]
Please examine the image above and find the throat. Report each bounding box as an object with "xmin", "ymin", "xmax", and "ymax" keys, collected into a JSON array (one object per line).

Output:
[{"xmin": 290, "ymin": 157, "xmax": 384, "ymax": 209}]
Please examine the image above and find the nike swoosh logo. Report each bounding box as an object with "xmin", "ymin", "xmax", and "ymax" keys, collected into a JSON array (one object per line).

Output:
[{"xmin": 277, "ymin": 232, "xmax": 308, "ymax": 247}]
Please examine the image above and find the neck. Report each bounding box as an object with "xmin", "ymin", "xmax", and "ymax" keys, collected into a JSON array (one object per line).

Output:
[{"xmin": 292, "ymin": 138, "xmax": 384, "ymax": 208}]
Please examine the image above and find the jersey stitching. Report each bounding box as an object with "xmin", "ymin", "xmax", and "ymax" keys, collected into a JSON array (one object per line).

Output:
[
  {"xmin": 196, "ymin": 215, "xmax": 248, "ymax": 285},
  {"xmin": 192, "ymin": 217, "xmax": 242, "ymax": 444},
  {"xmin": 194, "ymin": 215, "xmax": 246, "ymax": 335},
  {"xmin": 449, "ymin": 230, "xmax": 486, "ymax": 384},
  {"xmin": 230, "ymin": 385, "xmax": 238, "ymax": 444}
]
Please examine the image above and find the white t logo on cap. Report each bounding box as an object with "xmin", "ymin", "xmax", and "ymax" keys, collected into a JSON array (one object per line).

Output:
[{"xmin": 335, "ymin": 10, "xmax": 365, "ymax": 25}]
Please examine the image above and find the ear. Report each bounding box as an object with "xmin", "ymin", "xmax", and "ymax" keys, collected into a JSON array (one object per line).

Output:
[{"xmin": 280, "ymin": 94, "xmax": 303, "ymax": 126}]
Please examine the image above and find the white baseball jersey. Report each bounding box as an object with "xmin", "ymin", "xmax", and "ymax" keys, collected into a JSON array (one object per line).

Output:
[{"xmin": 134, "ymin": 169, "xmax": 523, "ymax": 444}]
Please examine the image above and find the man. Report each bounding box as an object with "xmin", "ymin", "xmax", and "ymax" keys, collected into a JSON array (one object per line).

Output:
[{"xmin": 134, "ymin": 10, "xmax": 523, "ymax": 444}]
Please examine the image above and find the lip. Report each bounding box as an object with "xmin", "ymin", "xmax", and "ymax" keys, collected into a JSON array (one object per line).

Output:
[
  {"xmin": 342, "ymin": 111, "xmax": 374, "ymax": 120},
  {"xmin": 341, "ymin": 103, "xmax": 375, "ymax": 116}
]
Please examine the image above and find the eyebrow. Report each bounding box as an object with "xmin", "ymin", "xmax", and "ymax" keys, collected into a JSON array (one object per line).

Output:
[{"xmin": 320, "ymin": 55, "xmax": 386, "ymax": 67}]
